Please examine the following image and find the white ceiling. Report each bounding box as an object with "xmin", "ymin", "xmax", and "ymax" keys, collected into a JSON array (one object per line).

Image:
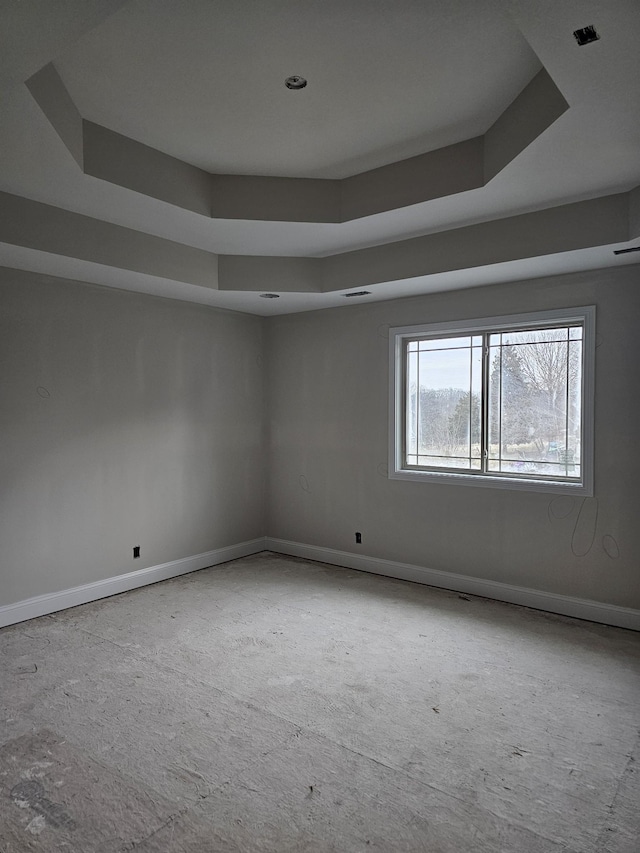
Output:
[
  {"xmin": 0, "ymin": 0, "xmax": 639, "ymax": 315},
  {"xmin": 55, "ymin": 0, "xmax": 541, "ymax": 178}
]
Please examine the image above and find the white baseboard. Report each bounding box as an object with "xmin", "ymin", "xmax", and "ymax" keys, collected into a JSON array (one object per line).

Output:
[
  {"xmin": 3, "ymin": 536, "xmax": 638, "ymax": 632},
  {"xmin": 265, "ymin": 538, "xmax": 640, "ymax": 631},
  {"xmin": 0, "ymin": 538, "xmax": 267, "ymax": 629}
]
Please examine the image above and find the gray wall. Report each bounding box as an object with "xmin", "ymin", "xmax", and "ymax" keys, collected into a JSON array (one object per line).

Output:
[
  {"xmin": 2, "ymin": 264, "xmax": 639, "ymax": 612},
  {"xmin": 266, "ymin": 267, "xmax": 640, "ymax": 609},
  {"xmin": 0, "ymin": 268, "xmax": 265, "ymax": 607}
]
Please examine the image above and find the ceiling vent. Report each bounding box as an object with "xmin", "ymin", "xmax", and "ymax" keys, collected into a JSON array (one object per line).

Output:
[
  {"xmin": 613, "ymin": 246, "xmax": 640, "ymax": 255},
  {"xmin": 344, "ymin": 291, "xmax": 371, "ymax": 298},
  {"xmin": 259, "ymin": 293, "xmax": 280, "ymax": 298},
  {"xmin": 573, "ymin": 26, "xmax": 599, "ymax": 46}
]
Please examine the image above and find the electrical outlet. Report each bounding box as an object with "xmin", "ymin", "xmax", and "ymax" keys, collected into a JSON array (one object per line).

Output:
[
  {"xmin": 133, "ymin": 546, "xmax": 140, "ymax": 559},
  {"xmin": 355, "ymin": 532, "xmax": 362, "ymax": 544}
]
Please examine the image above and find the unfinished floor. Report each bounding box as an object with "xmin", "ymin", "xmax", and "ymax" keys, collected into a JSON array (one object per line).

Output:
[{"xmin": 1, "ymin": 552, "xmax": 639, "ymax": 853}]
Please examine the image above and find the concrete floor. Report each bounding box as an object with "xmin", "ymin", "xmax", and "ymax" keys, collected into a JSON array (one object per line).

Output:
[{"xmin": 1, "ymin": 552, "xmax": 639, "ymax": 853}]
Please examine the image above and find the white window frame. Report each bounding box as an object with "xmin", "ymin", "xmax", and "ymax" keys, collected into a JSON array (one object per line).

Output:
[{"xmin": 389, "ymin": 306, "xmax": 595, "ymax": 495}]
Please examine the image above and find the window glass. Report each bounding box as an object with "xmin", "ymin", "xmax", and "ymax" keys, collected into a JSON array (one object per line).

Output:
[{"xmin": 391, "ymin": 308, "xmax": 594, "ymax": 494}]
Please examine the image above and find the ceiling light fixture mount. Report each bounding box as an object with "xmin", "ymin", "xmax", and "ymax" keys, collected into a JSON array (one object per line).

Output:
[{"xmin": 285, "ymin": 75, "xmax": 307, "ymax": 90}]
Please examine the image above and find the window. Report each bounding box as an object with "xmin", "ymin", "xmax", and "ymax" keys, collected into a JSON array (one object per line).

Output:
[{"xmin": 389, "ymin": 307, "xmax": 595, "ymax": 494}]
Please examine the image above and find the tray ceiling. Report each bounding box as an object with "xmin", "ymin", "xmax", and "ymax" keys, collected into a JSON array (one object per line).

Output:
[{"xmin": 0, "ymin": 0, "xmax": 638, "ymax": 315}]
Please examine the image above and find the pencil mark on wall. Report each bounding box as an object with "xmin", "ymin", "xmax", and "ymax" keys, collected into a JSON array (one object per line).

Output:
[
  {"xmin": 377, "ymin": 463, "xmax": 388, "ymax": 477},
  {"xmin": 377, "ymin": 324, "xmax": 390, "ymax": 339},
  {"xmin": 547, "ymin": 496, "xmax": 576, "ymax": 522},
  {"xmin": 602, "ymin": 534, "xmax": 620, "ymax": 559},
  {"xmin": 299, "ymin": 475, "xmax": 310, "ymax": 493},
  {"xmin": 36, "ymin": 387, "xmax": 50, "ymax": 398},
  {"xmin": 548, "ymin": 497, "xmax": 620, "ymax": 560},
  {"xmin": 595, "ymin": 335, "xmax": 604, "ymax": 350},
  {"xmin": 571, "ymin": 497, "xmax": 599, "ymax": 557}
]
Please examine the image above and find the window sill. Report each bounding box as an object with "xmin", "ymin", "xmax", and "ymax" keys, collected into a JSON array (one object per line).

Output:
[{"xmin": 389, "ymin": 467, "xmax": 592, "ymax": 496}]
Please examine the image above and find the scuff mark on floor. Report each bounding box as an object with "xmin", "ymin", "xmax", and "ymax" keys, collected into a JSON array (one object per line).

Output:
[{"xmin": 10, "ymin": 778, "xmax": 76, "ymax": 831}]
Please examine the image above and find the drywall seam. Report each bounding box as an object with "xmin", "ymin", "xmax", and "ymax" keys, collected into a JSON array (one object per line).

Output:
[
  {"xmin": 0, "ymin": 538, "xmax": 267, "ymax": 628},
  {"xmin": 265, "ymin": 538, "xmax": 640, "ymax": 631}
]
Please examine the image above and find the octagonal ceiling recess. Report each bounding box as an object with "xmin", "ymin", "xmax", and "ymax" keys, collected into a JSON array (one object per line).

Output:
[
  {"xmin": 53, "ymin": 0, "xmax": 541, "ymax": 179},
  {"xmin": 0, "ymin": 0, "xmax": 639, "ymax": 315},
  {"xmin": 26, "ymin": 61, "xmax": 568, "ymax": 223}
]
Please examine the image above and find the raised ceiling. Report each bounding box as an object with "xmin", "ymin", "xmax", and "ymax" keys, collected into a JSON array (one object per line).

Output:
[
  {"xmin": 54, "ymin": 0, "xmax": 541, "ymax": 178},
  {"xmin": 0, "ymin": 0, "xmax": 639, "ymax": 316}
]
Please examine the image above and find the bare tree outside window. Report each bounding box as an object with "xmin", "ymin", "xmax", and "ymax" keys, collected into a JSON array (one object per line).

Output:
[{"xmin": 488, "ymin": 328, "xmax": 582, "ymax": 478}]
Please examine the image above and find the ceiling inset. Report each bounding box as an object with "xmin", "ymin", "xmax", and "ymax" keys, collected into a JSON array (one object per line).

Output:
[
  {"xmin": 53, "ymin": 0, "xmax": 541, "ymax": 179},
  {"xmin": 27, "ymin": 64, "xmax": 568, "ymax": 224},
  {"xmin": 0, "ymin": 0, "xmax": 638, "ymax": 315}
]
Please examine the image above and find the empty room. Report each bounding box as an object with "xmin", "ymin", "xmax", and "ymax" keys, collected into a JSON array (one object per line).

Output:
[{"xmin": 1, "ymin": 1, "xmax": 639, "ymax": 851}]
